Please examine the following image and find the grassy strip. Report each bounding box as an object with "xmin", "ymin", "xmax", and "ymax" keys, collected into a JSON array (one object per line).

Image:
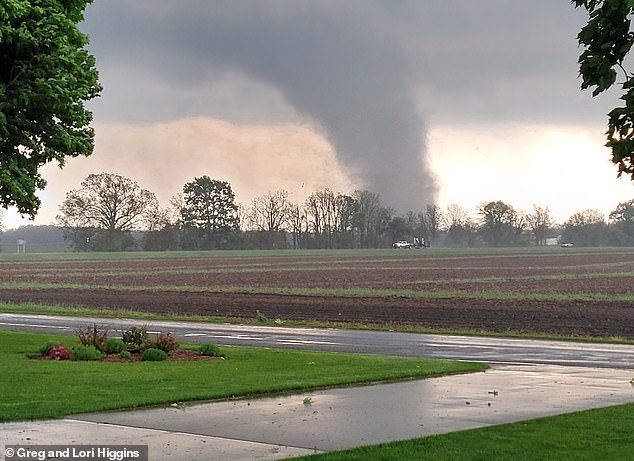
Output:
[
  {"xmin": 1, "ymin": 302, "xmax": 633, "ymax": 345},
  {"xmin": 4, "ymin": 280, "xmax": 634, "ymax": 303},
  {"xmin": 8, "ymin": 264, "xmax": 634, "ymax": 279},
  {"xmin": 0, "ymin": 330, "xmax": 485, "ymax": 422},
  {"xmin": 0, "ymin": 248, "xmax": 430, "ymax": 262},
  {"xmin": 289, "ymin": 402, "xmax": 634, "ymax": 461},
  {"xmin": 398, "ymin": 270, "xmax": 634, "ymax": 285},
  {"xmin": 0, "ymin": 247, "xmax": 632, "ymax": 262}
]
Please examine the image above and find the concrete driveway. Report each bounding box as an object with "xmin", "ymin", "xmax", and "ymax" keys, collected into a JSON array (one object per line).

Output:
[{"xmin": 2, "ymin": 364, "xmax": 634, "ymax": 460}]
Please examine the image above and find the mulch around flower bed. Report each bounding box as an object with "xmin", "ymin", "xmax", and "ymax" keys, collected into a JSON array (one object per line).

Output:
[
  {"xmin": 102, "ymin": 349, "xmax": 218, "ymax": 362},
  {"xmin": 30, "ymin": 349, "xmax": 218, "ymax": 362}
]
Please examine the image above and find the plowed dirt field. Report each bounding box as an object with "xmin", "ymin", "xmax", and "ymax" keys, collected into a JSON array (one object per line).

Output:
[{"xmin": 2, "ymin": 249, "xmax": 633, "ymax": 338}]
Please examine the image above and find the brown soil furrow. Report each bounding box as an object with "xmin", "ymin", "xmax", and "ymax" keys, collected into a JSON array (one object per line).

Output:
[{"xmin": 3, "ymin": 287, "xmax": 634, "ymax": 338}]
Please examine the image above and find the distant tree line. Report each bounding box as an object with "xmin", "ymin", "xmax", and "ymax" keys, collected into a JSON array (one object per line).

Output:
[{"xmin": 44, "ymin": 172, "xmax": 634, "ymax": 251}]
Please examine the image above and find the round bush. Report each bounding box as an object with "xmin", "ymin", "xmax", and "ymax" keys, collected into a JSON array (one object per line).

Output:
[
  {"xmin": 118, "ymin": 350, "xmax": 132, "ymax": 359},
  {"xmin": 142, "ymin": 348, "xmax": 168, "ymax": 362},
  {"xmin": 104, "ymin": 338, "xmax": 126, "ymax": 354},
  {"xmin": 39, "ymin": 341, "xmax": 58, "ymax": 356},
  {"xmin": 71, "ymin": 345, "xmax": 103, "ymax": 361},
  {"xmin": 199, "ymin": 343, "xmax": 221, "ymax": 357}
]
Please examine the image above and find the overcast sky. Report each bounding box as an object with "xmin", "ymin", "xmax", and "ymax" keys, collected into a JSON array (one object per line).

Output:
[{"xmin": 6, "ymin": 1, "xmax": 634, "ymax": 228}]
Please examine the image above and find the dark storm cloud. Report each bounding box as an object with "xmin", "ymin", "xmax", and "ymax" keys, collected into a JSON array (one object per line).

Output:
[
  {"xmin": 83, "ymin": 1, "xmax": 436, "ymax": 209},
  {"xmin": 400, "ymin": 1, "xmax": 609, "ymax": 125},
  {"xmin": 81, "ymin": 1, "xmax": 604, "ymax": 209}
]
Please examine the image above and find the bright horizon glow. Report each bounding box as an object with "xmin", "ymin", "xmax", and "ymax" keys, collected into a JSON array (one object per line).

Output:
[
  {"xmin": 4, "ymin": 120, "xmax": 633, "ymax": 231},
  {"xmin": 429, "ymin": 123, "xmax": 633, "ymax": 224}
]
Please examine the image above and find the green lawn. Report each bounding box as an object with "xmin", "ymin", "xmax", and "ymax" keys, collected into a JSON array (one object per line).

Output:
[
  {"xmin": 0, "ymin": 330, "xmax": 485, "ymax": 421},
  {"xmin": 290, "ymin": 402, "xmax": 634, "ymax": 460}
]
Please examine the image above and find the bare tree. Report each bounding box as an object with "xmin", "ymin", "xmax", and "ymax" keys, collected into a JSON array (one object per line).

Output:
[
  {"xmin": 305, "ymin": 189, "xmax": 332, "ymax": 246},
  {"xmin": 57, "ymin": 173, "xmax": 158, "ymax": 251},
  {"xmin": 442, "ymin": 204, "xmax": 476, "ymax": 247},
  {"xmin": 332, "ymin": 193, "xmax": 356, "ymax": 247},
  {"xmin": 145, "ymin": 207, "xmax": 173, "ymax": 233},
  {"xmin": 441, "ymin": 204, "xmax": 470, "ymax": 230},
  {"xmin": 286, "ymin": 202, "xmax": 307, "ymax": 249},
  {"xmin": 246, "ymin": 190, "xmax": 291, "ymax": 232},
  {"xmin": 143, "ymin": 205, "xmax": 181, "ymax": 251},
  {"xmin": 168, "ymin": 193, "xmax": 185, "ymax": 228},
  {"xmin": 57, "ymin": 173, "xmax": 158, "ymax": 232},
  {"xmin": 304, "ymin": 189, "xmax": 332, "ymax": 247},
  {"xmin": 303, "ymin": 189, "xmax": 357, "ymax": 248},
  {"xmin": 352, "ymin": 190, "xmax": 383, "ymax": 248},
  {"xmin": 420, "ymin": 204, "xmax": 442, "ymax": 245},
  {"xmin": 526, "ymin": 205, "xmax": 554, "ymax": 246},
  {"xmin": 304, "ymin": 191, "xmax": 324, "ymax": 238}
]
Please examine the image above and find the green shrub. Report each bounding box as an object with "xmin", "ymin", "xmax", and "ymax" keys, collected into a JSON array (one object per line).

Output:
[
  {"xmin": 39, "ymin": 341, "xmax": 58, "ymax": 356},
  {"xmin": 118, "ymin": 350, "xmax": 132, "ymax": 359},
  {"xmin": 121, "ymin": 326, "xmax": 149, "ymax": 351},
  {"xmin": 199, "ymin": 343, "xmax": 221, "ymax": 357},
  {"xmin": 71, "ymin": 345, "xmax": 103, "ymax": 361},
  {"xmin": 150, "ymin": 332, "xmax": 178, "ymax": 352},
  {"xmin": 142, "ymin": 348, "xmax": 168, "ymax": 362},
  {"xmin": 75, "ymin": 323, "xmax": 109, "ymax": 352},
  {"xmin": 104, "ymin": 338, "xmax": 126, "ymax": 354}
]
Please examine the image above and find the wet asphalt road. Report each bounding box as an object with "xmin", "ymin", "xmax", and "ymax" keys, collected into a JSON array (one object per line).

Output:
[{"xmin": 1, "ymin": 312, "xmax": 634, "ymax": 368}]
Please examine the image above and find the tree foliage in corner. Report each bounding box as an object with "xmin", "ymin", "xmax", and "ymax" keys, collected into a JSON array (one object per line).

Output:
[
  {"xmin": 573, "ymin": 0, "xmax": 634, "ymax": 179},
  {"xmin": 0, "ymin": 0, "xmax": 101, "ymax": 217}
]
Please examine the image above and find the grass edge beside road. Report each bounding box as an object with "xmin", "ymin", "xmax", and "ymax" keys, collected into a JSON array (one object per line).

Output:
[
  {"xmin": 288, "ymin": 402, "xmax": 634, "ymax": 461},
  {"xmin": 1, "ymin": 302, "xmax": 632, "ymax": 345},
  {"xmin": 0, "ymin": 330, "xmax": 486, "ymax": 422}
]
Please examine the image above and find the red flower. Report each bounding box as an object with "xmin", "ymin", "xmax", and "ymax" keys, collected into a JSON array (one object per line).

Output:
[{"xmin": 48, "ymin": 345, "xmax": 70, "ymax": 361}]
